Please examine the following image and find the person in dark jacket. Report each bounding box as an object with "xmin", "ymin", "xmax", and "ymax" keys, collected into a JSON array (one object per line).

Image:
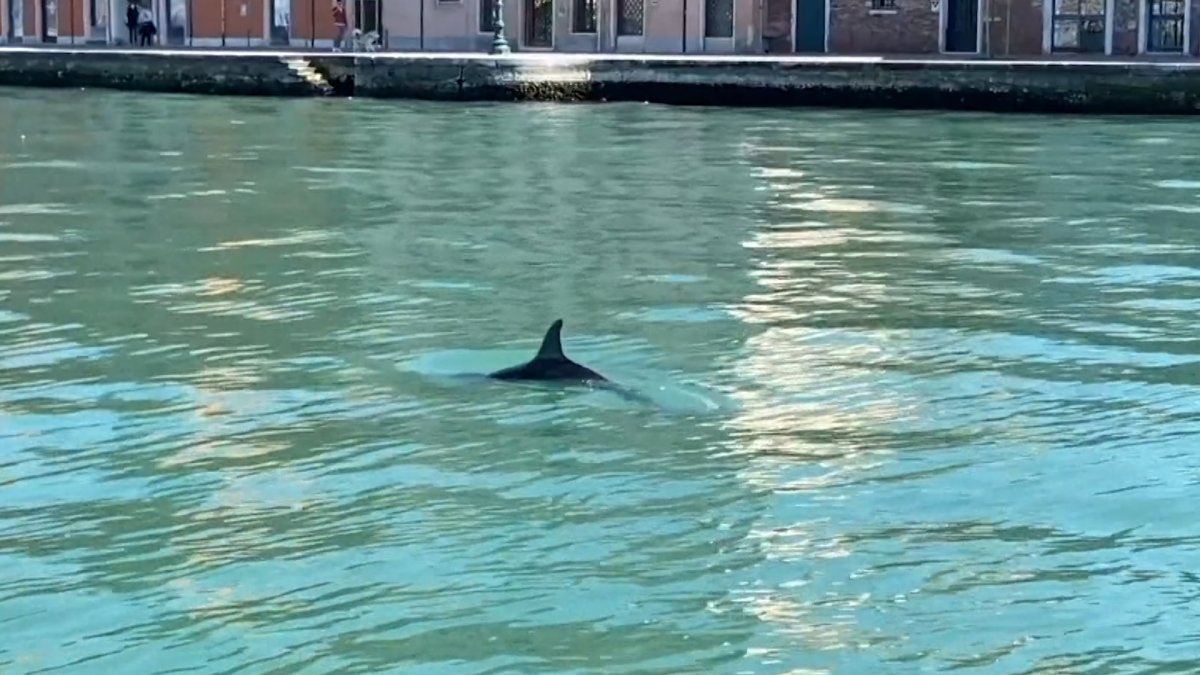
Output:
[{"xmin": 125, "ymin": 2, "xmax": 139, "ymax": 44}]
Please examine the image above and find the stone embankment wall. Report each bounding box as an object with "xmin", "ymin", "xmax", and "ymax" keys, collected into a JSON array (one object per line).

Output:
[{"xmin": 2, "ymin": 48, "xmax": 1200, "ymax": 115}]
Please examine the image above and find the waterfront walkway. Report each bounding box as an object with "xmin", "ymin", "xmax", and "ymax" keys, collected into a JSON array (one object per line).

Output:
[
  {"xmin": 3, "ymin": 44, "xmax": 1200, "ymax": 66},
  {"xmin": 2, "ymin": 46, "xmax": 1199, "ymax": 114}
]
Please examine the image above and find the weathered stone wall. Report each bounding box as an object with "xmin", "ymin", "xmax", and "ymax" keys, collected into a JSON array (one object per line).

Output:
[
  {"xmin": 0, "ymin": 49, "xmax": 315, "ymax": 96},
  {"xmin": 5, "ymin": 49, "xmax": 1200, "ymax": 115},
  {"xmin": 576, "ymin": 58, "xmax": 1200, "ymax": 113}
]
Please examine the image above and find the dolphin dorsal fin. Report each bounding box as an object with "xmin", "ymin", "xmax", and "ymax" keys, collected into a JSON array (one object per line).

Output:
[{"xmin": 535, "ymin": 319, "xmax": 566, "ymax": 360}]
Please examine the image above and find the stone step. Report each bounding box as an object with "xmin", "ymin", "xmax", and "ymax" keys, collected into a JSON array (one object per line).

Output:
[{"xmin": 280, "ymin": 57, "xmax": 334, "ymax": 95}]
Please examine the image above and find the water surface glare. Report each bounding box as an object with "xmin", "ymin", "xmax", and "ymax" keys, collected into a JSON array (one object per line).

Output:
[{"xmin": 2, "ymin": 89, "xmax": 1200, "ymax": 674}]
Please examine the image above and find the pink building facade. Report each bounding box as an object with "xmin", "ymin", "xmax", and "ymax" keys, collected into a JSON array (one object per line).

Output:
[{"xmin": 379, "ymin": 0, "xmax": 757, "ymax": 53}]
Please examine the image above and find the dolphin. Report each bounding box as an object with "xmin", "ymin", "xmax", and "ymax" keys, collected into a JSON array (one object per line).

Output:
[{"xmin": 487, "ymin": 319, "xmax": 610, "ymax": 384}]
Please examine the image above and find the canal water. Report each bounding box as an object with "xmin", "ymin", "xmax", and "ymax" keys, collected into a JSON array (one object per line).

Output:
[{"xmin": 2, "ymin": 88, "xmax": 1199, "ymax": 674}]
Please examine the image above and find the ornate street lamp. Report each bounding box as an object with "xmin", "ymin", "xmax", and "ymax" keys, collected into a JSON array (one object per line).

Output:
[{"xmin": 490, "ymin": 0, "xmax": 509, "ymax": 54}]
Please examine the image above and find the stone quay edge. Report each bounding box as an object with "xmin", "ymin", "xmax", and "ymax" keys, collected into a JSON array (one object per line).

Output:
[{"xmin": 2, "ymin": 47, "xmax": 1200, "ymax": 114}]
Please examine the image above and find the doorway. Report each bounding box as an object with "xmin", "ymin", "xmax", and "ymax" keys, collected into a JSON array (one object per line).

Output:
[
  {"xmin": 944, "ymin": 0, "xmax": 978, "ymax": 51},
  {"xmin": 41, "ymin": 0, "xmax": 58, "ymax": 41},
  {"xmin": 1146, "ymin": 0, "xmax": 1185, "ymax": 51},
  {"xmin": 87, "ymin": 0, "xmax": 107, "ymax": 41},
  {"xmin": 794, "ymin": 0, "xmax": 824, "ymax": 51},
  {"xmin": 163, "ymin": 0, "xmax": 187, "ymax": 44},
  {"xmin": 8, "ymin": 0, "xmax": 24, "ymax": 40},
  {"xmin": 353, "ymin": 0, "xmax": 379, "ymax": 40},
  {"xmin": 269, "ymin": 0, "xmax": 289, "ymax": 44},
  {"xmin": 523, "ymin": 0, "xmax": 552, "ymax": 47},
  {"xmin": 614, "ymin": 0, "xmax": 642, "ymax": 48}
]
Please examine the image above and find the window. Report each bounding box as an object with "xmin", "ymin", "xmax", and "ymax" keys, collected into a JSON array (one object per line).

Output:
[
  {"xmin": 525, "ymin": 0, "xmax": 553, "ymax": 45},
  {"xmin": 479, "ymin": 0, "xmax": 495, "ymax": 32},
  {"xmin": 573, "ymin": 0, "xmax": 596, "ymax": 32},
  {"xmin": 354, "ymin": 0, "xmax": 380, "ymax": 33},
  {"xmin": 871, "ymin": 0, "xmax": 896, "ymax": 8},
  {"xmin": 617, "ymin": 0, "xmax": 643, "ymax": 35},
  {"xmin": 704, "ymin": 0, "xmax": 733, "ymax": 37},
  {"xmin": 1051, "ymin": 0, "xmax": 1106, "ymax": 52},
  {"xmin": 44, "ymin": 0, "xmax": 59, "ymax": 39},
  {"xmin": 1147, "ymin": 0, "xmax": 1184, "ymax": 52}
]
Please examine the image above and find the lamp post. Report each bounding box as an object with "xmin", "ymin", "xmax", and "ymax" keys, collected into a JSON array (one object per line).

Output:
[{"xmin": 489, "ymin": 0, "xmax": 509, "ymax": 53}]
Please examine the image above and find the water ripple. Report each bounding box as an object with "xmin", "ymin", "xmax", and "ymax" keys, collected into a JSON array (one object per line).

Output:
[{"xmin": 1, "ymin": 93, "xmax": 1199, "ymax": 674}]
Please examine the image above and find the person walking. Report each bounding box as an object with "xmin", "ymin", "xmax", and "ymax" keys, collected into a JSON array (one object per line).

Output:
[{"xmin": 331, "ymin": 0, "xmax": 348, "ymax": 52}]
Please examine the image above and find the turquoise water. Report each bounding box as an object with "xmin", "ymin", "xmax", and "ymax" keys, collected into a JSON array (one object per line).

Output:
[{"xmin": 2, "ymin": 88, "xmax": 1200, "ymax": 674}]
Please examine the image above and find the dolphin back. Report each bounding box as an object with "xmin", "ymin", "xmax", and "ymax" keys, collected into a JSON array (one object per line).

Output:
[{"xmin": 486, "ymin": 319, "xmax": 608, "ymax": 383}]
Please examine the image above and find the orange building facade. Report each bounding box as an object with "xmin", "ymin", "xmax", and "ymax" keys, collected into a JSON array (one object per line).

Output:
[
  {"xmin": 1, "ymin": 0, "xmax": 93, "ymax": 43},
  {"xmin": 0, "ymin": 0, "xmax": 350, "ymax": 46}
]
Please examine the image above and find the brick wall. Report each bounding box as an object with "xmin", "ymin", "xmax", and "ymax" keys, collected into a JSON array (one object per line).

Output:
[
  {"xmin": 188, "ymin": 0, "xmax": 264, "ymax": 42},
  {"xmin": 24, "ymin": 0, "xmax": 36, "ymax": 36},
  {"xmin": 227, "ymin": 0, "xmax": 264, "ymax": 42},
  {"xmin": 191, "ymin": 0, "xmax": 220, "ymax": 40},
  {"xmin": 292, "ymin": 0, "xmax": 339, "ymax": 40},
  {"xmin": 761, "ymin": 0, "xmax": 791, "ymax": 51},
  {"xmin": 58, "ymin": 0, "xmax": 87, "ymax": 38},
  {"xmin": 830, "ymin": 0, "xmax": 939, "ymax": 53}
]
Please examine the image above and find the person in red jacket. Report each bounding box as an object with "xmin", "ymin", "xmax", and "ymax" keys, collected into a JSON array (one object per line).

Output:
[{"xmin": 331, "ymin": 0, "xmax": 348, "ymax": 52}]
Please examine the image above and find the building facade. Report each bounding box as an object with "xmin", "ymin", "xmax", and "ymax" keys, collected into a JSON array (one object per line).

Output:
[
  {"xmin": 0, "ymin": 0, "xmax": 346, "ymax": 46},
  {"xmin": 1, "ymin": 0, "xmax": 1196, "ymax": 55}
]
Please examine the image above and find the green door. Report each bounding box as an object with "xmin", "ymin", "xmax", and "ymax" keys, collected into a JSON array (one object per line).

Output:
[{"xmin": 794, "ymin": 0, "xmax": 824, "ymax": 52}]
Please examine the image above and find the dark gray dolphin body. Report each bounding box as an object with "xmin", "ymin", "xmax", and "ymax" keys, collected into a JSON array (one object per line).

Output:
[{"xmin": 488, "ymin": 319, "xmax": 610, "ymax": 384}]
